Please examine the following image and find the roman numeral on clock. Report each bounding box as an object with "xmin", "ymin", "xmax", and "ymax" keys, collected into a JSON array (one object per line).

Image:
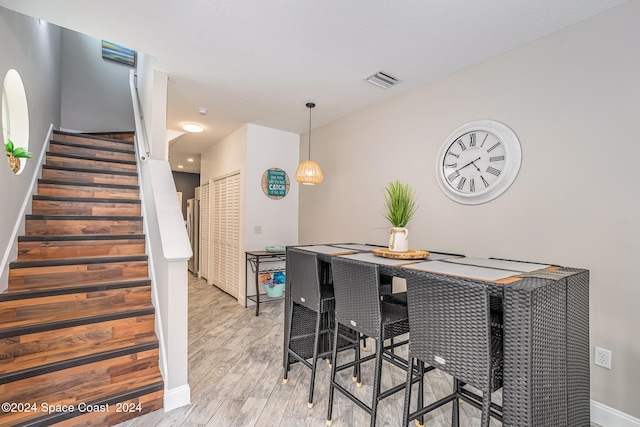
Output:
[
  {"xmin": 487, "ymin": 142, "xmax": 501, "ymax": 153},
  {"xmin": 481, "ymin": 176, "xmax": 490, "ymax": 187},
  {"xmin": 457, "ymin": 177, "xmax": 467, "ymax": 190},
  {"xmin": 486, "ymin": 166, "xmax": 501, "ymax": 176},
  {"xmin": 469, "ymin": 133, "xmax": 476, "ymax": 147},
  {"xmin": 445, "ymin": 163, "xmax": 457, "ymax": 168},
  {"xmin": 490, "ymin": 155, "xmax": 505, "ymax": 162},
  {"xmin": 457, "ymin": 139, "xmax": 467, "ymax": 151},
  {"xmin": 469, "ymin": 178, "xmax": 475, "ymax": 192},
  {"xmin": 448, "ymin": 170, "xmax": 460, "ymax": 182}
]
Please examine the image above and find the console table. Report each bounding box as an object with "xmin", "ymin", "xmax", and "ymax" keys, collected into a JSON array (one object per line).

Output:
[{"xmin": 245, "ymin": 250, "xmax": 286, "ymax": 316}]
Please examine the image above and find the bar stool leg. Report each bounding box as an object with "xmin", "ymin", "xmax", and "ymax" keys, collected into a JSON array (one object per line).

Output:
[
  {"xmin": 416, "ymin": 359, "xmax": 425, "ymax": 427},
  {"xmin": 307, "ymin": 312, "xmax": 322, "ymax": 408},
  {"xmin": 402, "ymin": 356, "xmax": 414, "ymax": 427},
  {"xmin": 370, "ymin": 340, "xmax": 384, "ymax": 427},
  {"xmin": 326, "ymin": 324, "xmax": 340, "ymax": 426},
  {"xmin": 451, "ymin": 378, "xmax": 460, "ymax": 427},
  {"xmin": 283, "ymin": 301, "xmax": 294, "ymax": 384}
]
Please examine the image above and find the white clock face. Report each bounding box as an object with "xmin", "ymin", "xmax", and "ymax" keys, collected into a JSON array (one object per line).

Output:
[{"xmin": 436, "ymin": 120, "xmax": 521, "ymax": 205}]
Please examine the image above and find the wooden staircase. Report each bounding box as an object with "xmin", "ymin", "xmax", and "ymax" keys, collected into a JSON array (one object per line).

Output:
[{"xmin": 0, "ymin": 131, "xmax": 164, "ymax": 426}]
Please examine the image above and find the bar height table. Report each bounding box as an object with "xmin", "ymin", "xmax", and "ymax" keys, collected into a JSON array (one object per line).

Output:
[{"xmin": 283, "ymin": 244, "xmax": 590, "ymax": 427}]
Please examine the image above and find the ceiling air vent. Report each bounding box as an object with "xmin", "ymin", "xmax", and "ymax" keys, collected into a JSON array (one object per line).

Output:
[{"xmin": 364, "ymin": 71, "xmax": 400, "ymax": 89}]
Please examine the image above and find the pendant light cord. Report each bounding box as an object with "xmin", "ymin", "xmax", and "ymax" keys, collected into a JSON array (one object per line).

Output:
[{"xmin": 306, "ymin": 102, "xmax": 315, "ymax": 160}]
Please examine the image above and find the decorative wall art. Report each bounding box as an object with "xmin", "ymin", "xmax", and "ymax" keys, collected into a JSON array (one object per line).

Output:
[
  {"xmin": 261, "ymin": 168, "xmax": 290, "ymax": 199},
  {"xmin": 102, "ymin": 40, "xmax": 136, "ymax": 66}
]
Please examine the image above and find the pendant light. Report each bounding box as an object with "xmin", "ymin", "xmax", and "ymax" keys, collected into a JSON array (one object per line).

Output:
[{"xmin": 295, "ymin": 102, "xmax": 324, "ymax": 185}]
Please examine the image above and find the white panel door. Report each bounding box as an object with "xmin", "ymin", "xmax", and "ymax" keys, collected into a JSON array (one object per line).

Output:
[
  {"xmin": 211, "ymin": 173, "xmax": 240, "ymax": 298},
  {"xmin": 199, "ymin": 181, "xmax": 210, "ymax": 280}
]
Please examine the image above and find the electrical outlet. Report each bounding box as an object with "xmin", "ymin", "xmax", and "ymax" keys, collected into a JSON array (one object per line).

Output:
[{"xmin": 594, "ymin": 347, "xmax": 611, "ymax": 369}]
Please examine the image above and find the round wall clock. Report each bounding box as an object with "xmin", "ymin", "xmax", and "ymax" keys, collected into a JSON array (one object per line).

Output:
[{"xmin": 435, "ymin": 120, "xmax": 521, "ymax": 205}]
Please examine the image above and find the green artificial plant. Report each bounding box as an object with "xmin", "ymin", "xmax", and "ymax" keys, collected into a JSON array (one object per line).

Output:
[
  {"xmin": 383, "ymin": 180, "xmax": 418, "ymax": 228},
  {"xmin": 5, "ymin": 139, "xmax": 32, "ymax": 173}
]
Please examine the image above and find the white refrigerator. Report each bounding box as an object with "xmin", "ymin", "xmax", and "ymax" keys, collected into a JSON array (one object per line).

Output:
[{"xmin": 187, "ymin": 198, "xmax": 199, "ymax": 274}]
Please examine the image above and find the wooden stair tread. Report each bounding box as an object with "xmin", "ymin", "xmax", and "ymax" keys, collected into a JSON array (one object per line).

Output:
[
  {"xmin": 2, "ymin": 349, "xmax": 161, "ymax": 399},
  {"xmin": 45, "ymin": 155, "xmax": 138, "ymax": 174},
  {"xmin": 17, "ymin": 235, "xmax": 146, "ymax": 260},
  {"xmin": 0, "ymin": 306, "xmax": 156, "ymax": 339},
  {"xmin": 41, "ymin": 168, "xmax": 138, "ymax": 186},
  {"xmin": 46, "ymin": 151, "xmax": 137, "ymax": 165},
  {"xmin": 0, "ymin": 286, "xmax": 152, "ymax": 326},
  {"xmin": 37, "ymin": 180, "xmax": 140, "ymax": 200},
  {"xmin": 31, "ymin": 198, "xmax": 142, "ymax": 217},
  {"xmin": 10, "ymin": 254, "xmax": 147, "ymax": 269},
  {"xmin": 0, "ymin": 316, "xmax": 156, "ymax": 374},
  {"xmin": 43, "ymin": 164, "xmax": 138, "ymax": 177},
  {"xmin": 39, "ymin": 179, "xmax": 139, "ymax": 190},
  {"xmin": 32, "ymin": 195, "xmax": 141, "ymax": 204},
  {"xmin": 8, "ymin": 261, "xmax": 149, "ymax": 290},
  {"xmin": 26, "ymin": 214, "xmax": 142, "ymax": 220},
  {"xmin": 2, "ymin": 278, "xmax": 151, "ymax": 300},
  {"xmin": 52, "ymin": 131, "xmax": 135, "ymax": 149},
  {"xmin": 0, "ymin": 340, "xmax": 159, "ymax": 380},
  {"xmin": 53, "ymin": 129, "xmax": 136, "ymax": 142},
  {"xmin": 49, "ymin": 141, "xmax": 136, "ymax": 162},
  {"xmin": 24, "ymin": 217, "xmax": 144, "ymax": 236},
  {"xmin": 19, "ymin": 234, "xmax": 145, "ymax": 242},
  {"xmin": 1, "ymin": 352, "xmax": 162, "ymax": 426}
]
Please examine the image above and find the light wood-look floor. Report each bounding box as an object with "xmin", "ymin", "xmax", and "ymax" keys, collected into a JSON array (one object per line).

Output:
[{"xmin": 115, "ymin": 274, "xmax": 592, "ymax": 427}]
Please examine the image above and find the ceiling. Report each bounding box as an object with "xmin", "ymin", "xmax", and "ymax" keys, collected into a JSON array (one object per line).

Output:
[{"xmin": 0, "ymin": 0, "xmax": 627, "ymax": 174}]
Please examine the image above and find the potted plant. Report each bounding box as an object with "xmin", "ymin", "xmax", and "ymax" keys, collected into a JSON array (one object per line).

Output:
[
  {"xmin": 383, "ymin": 180, "xmax": 418, "ymax": 252},
  {"xmin": 5, "ymin": 139, "xmax": 32, "ymax": 174}
]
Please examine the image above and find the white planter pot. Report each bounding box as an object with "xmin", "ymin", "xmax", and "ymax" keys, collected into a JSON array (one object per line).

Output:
[{"xmin": 388, "ymin": 227, "xmax": 409, "ymax": 252}]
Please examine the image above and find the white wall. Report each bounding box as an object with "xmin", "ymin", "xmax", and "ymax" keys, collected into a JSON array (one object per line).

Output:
[
  {"xmin": 200, "ymin": 123, "xmax": 300, "ymax": 302},
  {"xmin": 60, "ymin": 29, "xmax": 134, "ymax": 132},
  {"xmin": 200, "ymin": 125, "xmax": 247, "ymax": 185},
  {"xmin": 245, "ymin": 124, "xmax": 299, "ymax": 251},
  {"xmin": 0, "ymin": 6, "xmax": 62, "ymax": 291},
  {"xmin": 299, "ymin": 1, "xmax": 640, "ymax": 419},
  {"xmin": 244, "ymin": 124, "xmax": 299, "ymax": 301}
]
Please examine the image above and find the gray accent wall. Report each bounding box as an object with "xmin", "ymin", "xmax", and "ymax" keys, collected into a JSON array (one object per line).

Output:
[
  {"xmin": 0, "ymin": 6, "xmax": 62, "ymax": 291},
  {"xmin": 60, "ymin": 28, "xmax": 134, "ymax": 132}
]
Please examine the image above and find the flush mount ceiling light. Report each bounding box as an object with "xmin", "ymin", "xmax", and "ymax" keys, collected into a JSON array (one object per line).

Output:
[
  {"xmin": 295, "ymin": 102, "xmax": 323, "ymax": 185},
  {"xmin": 182, "ymin": 123, "xmax": 203, "ymax": 133},
  {"xmin": 364, "ymin": 71, "xmax": 400, "ymax": 89}
]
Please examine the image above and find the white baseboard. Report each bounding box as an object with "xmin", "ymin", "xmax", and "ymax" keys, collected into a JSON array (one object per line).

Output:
[
  {"xmin": 592, "ymin": 400, "xmax": 640, "ymax": 427},
  {"xmin": 163, "ymin": 384, "xmax": 191, "ymax": 412}
]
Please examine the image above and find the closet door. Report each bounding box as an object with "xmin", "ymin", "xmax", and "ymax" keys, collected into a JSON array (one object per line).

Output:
[
  {"xmin": 212, "ymin": 173, "xmax": 240, "ymax": 298},
  {"xmin": 199, "ymin": 181, "xmax": 210, "ymax": 280}
]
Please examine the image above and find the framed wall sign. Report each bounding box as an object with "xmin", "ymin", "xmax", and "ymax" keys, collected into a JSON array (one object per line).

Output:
[{"xmin": 261, "ymin": 168, "xmax": 290, "ymax": 199}]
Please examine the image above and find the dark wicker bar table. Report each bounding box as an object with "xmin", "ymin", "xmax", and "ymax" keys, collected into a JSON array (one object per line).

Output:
[{"xmin": 283, "ymin": 244, "xmax": 590, "ymax": 427}]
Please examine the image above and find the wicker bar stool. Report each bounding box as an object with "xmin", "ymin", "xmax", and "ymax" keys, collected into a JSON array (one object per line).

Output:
[
  {"xmin": 327, "ymin": 257, "xmax": 421, "ymax": 427},
  {"xmin": 283, "ymin": 247, "xmax": 344, "ymax": 408},
  {"xmin": 402, "ymin": 270, "xmax": 503, "ymax": 427}
]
